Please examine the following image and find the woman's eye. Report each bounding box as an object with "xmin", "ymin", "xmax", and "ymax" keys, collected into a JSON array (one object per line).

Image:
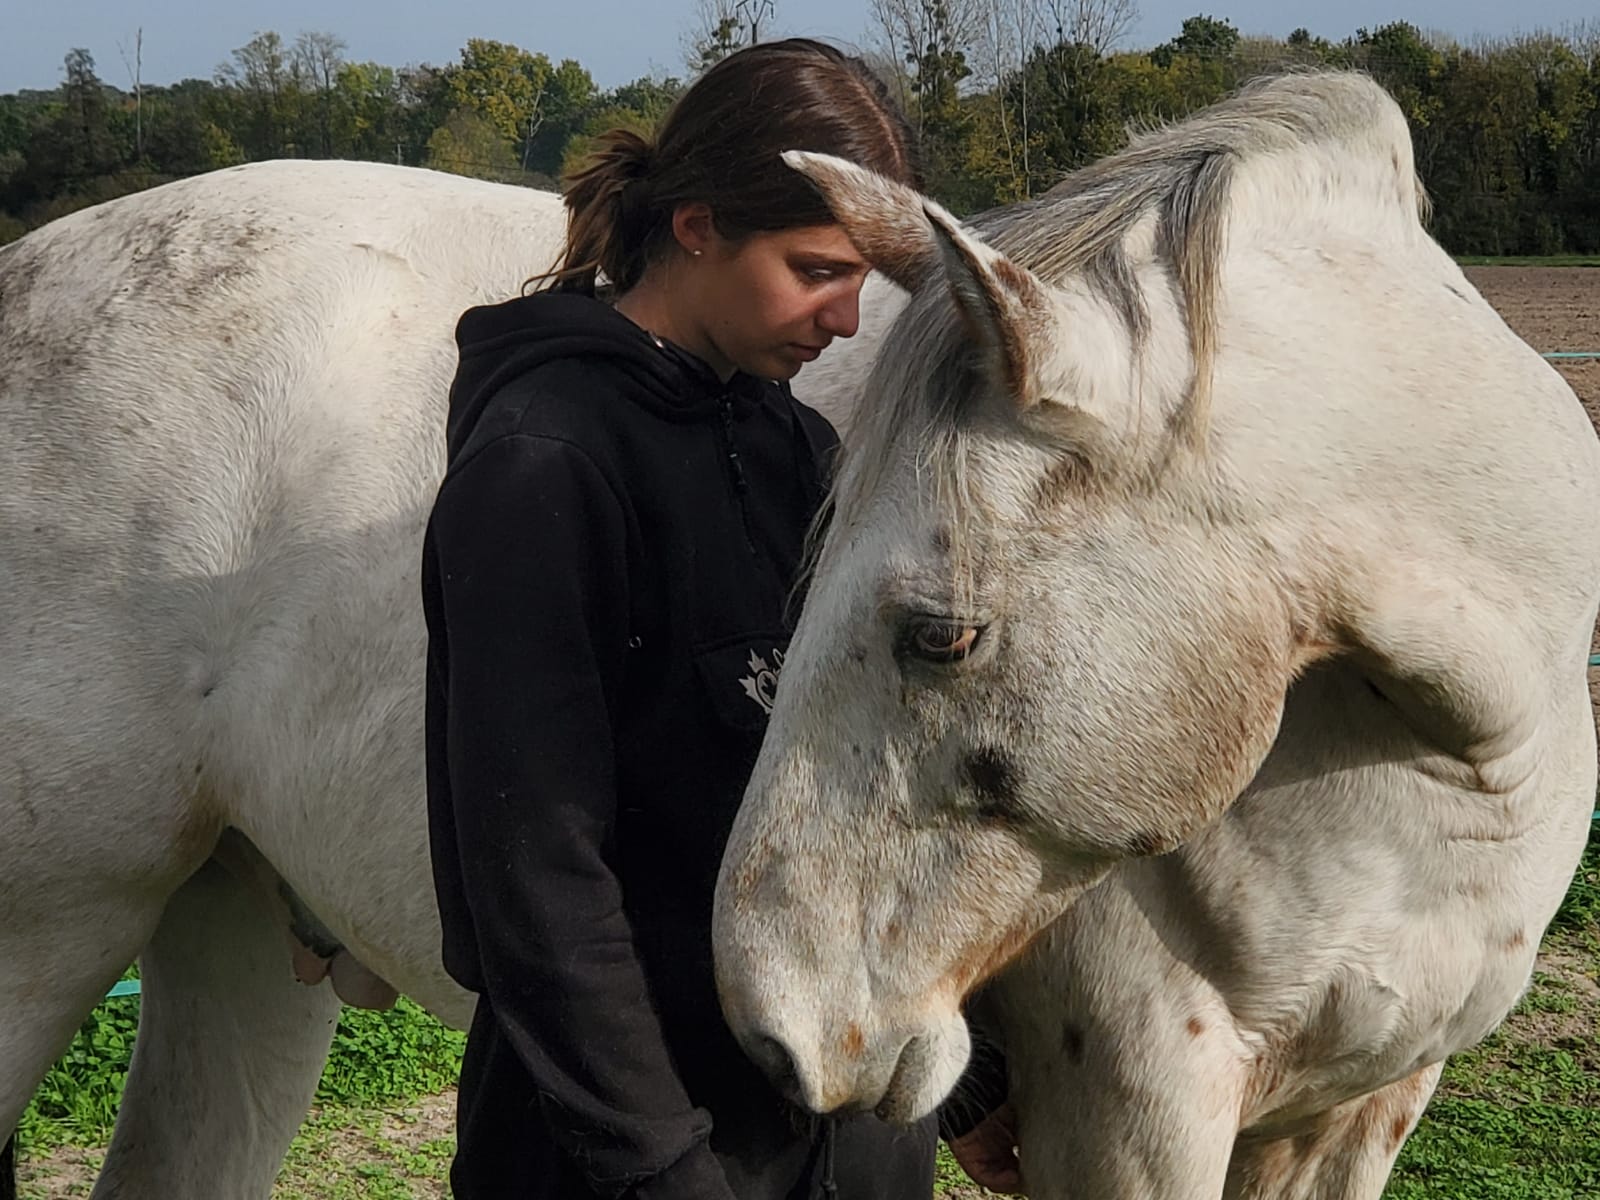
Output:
[{"xmin": 905, "ymin": 620, "xmax": 982, "ymax": 664}]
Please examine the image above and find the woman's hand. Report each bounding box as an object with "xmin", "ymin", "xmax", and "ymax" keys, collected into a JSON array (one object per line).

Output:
[{"xmin": 947, "ymin": 1101, "xmax": 1023, "ymax": 1194}]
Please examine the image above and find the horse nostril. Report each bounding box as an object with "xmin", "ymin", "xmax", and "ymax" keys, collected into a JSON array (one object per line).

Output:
[{"xmin": 748, "ymin": 1031, "xmax": 801, "ymax": 1099}]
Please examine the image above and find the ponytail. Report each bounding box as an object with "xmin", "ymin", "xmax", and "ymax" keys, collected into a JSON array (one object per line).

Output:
[{"xmin": 528, "ymin": 128, "xmax": 661, "ymax": 295}]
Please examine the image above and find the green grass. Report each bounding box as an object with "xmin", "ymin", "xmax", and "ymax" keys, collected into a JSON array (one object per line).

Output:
[
  {"xmin": 1454, "ymin": 255, "xmax": 1600, "ymax": 267},
  {"xmin": 16, "ymin": 993, "xmax": 465, "ymax": 1154},
  {"xmin": 272, "ymin": 1104, "xmax": 456, "ymax": 1200},
  {"xmin": 1385, "ymin": 834, "xmax": 1600, "ymax": 1198}
]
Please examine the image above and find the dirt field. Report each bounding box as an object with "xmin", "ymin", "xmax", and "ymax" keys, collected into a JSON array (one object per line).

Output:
[{"xmin": 1464, "ymin": 265, "xmax": 1599, "ymax": 421}]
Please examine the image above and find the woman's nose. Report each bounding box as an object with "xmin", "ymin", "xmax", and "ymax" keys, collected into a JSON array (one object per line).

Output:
[{"xmin": 816, "ymin": 290, "xmax": 861, "ymax": 340}]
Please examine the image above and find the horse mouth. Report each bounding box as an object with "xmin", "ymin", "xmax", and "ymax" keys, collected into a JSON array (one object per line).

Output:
[{"xmin": 872, "ymin": 1031, "xmax": 940, "ymax": 1125}]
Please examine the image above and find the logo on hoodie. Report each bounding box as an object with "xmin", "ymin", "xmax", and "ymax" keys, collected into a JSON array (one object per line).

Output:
[{"xmin": 739, "ymin": 648, "xmax": 785, "ymax": 715}]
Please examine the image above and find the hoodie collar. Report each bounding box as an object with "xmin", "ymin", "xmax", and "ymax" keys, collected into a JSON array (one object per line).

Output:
[{"xmin": 450, "ymin": 291, "xmax": 772, "ymax": 453}]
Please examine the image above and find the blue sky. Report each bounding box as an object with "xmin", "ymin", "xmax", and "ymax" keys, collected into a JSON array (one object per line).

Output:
[{"xmin": 3, "ymin": 1, "xmax": 1594, "ymax": 93}]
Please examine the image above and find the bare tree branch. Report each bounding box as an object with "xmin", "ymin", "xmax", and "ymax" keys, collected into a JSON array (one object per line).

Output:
[
  {"xmin": 1035, "ymin": 0, "xmax": 1138, "ymax": 54},
  {"xmin": 115, "ymin": 28, "xmax": 143, "ymax": 158},
  {"xmin": 684, "ymin": 0, "xmax": 779, "ymax": 72},
  {"xmin": 867, "ymin": 0, "xmax": 985, "ymax": 131},
  {"xmin": 293, "ymin": 31, "xmax": 347, "ymax": 157}
]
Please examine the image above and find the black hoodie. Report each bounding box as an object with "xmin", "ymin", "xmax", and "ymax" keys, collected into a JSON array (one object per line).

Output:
[{"xmin": 422, "ymin": 291, "xmax": 937, "ymax": 1200}]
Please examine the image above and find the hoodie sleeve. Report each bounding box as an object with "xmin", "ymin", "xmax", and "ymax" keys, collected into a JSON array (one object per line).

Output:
[{"xmin": 428, "ymin": 432, "xmax": 736, "ymax": 1200}]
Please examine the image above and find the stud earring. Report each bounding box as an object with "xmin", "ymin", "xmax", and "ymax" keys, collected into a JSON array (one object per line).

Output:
[{"xmin": 691, "ymin": 250, "xmax": 702, "ymax": 257}]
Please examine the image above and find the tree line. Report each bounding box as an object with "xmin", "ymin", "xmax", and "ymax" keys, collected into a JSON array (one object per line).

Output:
[{"xmin": 1, "ymin": 3, "xmax": 1597, "ymax": 255}]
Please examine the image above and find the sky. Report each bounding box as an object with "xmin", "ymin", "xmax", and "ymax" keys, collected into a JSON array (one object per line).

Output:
[{"xmin": 2, "ymin": 0, "xmax": 1595, "ymax": 94}]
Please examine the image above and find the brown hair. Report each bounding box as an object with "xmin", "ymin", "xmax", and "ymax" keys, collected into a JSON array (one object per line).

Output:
[{"xmin": 539, "ymin": 39, "xmax": 921, "ymax": 295}]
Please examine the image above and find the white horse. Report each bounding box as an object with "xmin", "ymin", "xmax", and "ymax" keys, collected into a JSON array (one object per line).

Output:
[
  {"xmin": 0, "ymin": 152, "xmax": 895, "ymax": 1198},
  {"xmin": 713, "ymin": 72, "xmax": 1600, "ymax": 1199},
  {"xmin": 0, "ymin": 160, "xmax": 576, "ymax": 1195}
]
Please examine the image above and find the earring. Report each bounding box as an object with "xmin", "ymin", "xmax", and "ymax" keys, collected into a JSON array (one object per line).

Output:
[{"xmin": 692, "ymin": 249, "xmax": 702, "ymax": 257}]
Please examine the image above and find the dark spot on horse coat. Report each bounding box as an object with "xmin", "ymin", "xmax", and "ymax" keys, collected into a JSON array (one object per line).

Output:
[
  {"xmin": 1390, "ymin": 1114, "xmax": 1410, "ymax": 1148},
  {"xmin": 842, "ymin": 1023, "xmax": 866, "ymax": 1061},
  {"xmin": 964, "ymin": 746, "xmax": 1023, "ymax": 822},
  {"xmin": 1062, "ymin": 1023, "xmax": 1085, "ymax": 1063},
  {"xmin": 0, "ymin": 241, "xmax": 44, "ymax": 336},
  {"xmin": 1186, "ymin": 1016, "xmax": 1205, "ymax": 1037},
  {"xmin": 1033, "ymin": 455, "xmax": 1087, "ymax": 511},
  {"xmin": 1127, "ymin": 830, "xmax": 1169, "ymax": 857}
]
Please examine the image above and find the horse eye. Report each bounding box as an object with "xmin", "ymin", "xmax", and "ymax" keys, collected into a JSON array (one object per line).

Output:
[{"xmin": 906, "ymin": 620, "xmax": 982, "ymax": 664}]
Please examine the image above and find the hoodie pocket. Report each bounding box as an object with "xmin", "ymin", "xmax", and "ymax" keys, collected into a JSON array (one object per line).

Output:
[{"xmin": 692, "ymin": 630, "xmax": 791, "ymax": 735}]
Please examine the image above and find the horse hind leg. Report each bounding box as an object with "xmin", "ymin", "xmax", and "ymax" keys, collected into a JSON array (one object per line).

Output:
[
  {"xmin": 0, "ymin": 873, "xmax": 169, "ymax": 1184},
  {"xmin": 92, "ymin": 858, "xmax": 342, "ymax": 1200},
  {"xmin": 1225, "ymin": 1064, "xmax": 1444, "ymax": 1200}
]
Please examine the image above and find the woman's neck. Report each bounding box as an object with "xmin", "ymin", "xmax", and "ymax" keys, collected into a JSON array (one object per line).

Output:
[{"xmin": 613, "ymin": 269, "xmax": 736, "ymax": 382}]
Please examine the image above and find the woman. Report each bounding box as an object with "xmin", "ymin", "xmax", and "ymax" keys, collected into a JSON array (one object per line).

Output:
[{"xmin": 422, "ymin": 38, "xmax": 941, "ymax": 1200}]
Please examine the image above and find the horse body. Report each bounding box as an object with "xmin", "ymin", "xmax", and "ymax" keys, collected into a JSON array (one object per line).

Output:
[
  {"xmin": 714, "ymin": 74, "xmax": 1600, "ymax": 1198},
  {"xmin": 0, "ymin": 160, "xmax": 564, "ymax": 1195},
  {"xmin": 1005, "ymin": 132, "xmax": 1600, "ymax": 1190}
]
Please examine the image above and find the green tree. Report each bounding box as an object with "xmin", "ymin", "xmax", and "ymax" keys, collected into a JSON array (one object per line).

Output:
[
  {"xmin": 439, "ymin": 41, "xmax": 597, "ymax": 177},
  {"xmin": 560, "ymin": 74, "xmax": 684, "ymax": 179},
  {"xmin": 425, "ymin": 107, "xmax": 519, "ymax": 179},
  {"xmin": 293, "ymin": 31, "xmax": 348, "ymax": 157},
  {"xmin": 444, "ymin": 40, "xmax": 542, "ymax": 157},
  {"xmin": 1151, "ymin": 14, "xmax": 1240, "ymax": 68},
  {"xmin": 690, "ymin": 15, "xmax": 743, "ymax": 73},
  {"xmin": 897, "ymin": 0, "xmax": 976, "ymax": 205},
  {"xmin": 521, "ymin": 59, "xmax": 598, "ymax": 176},
  {"xmin": 59, "ymin": 49, "xmax": 120, "ymax": 179},
  {"xmin": 216, "ymin": 31, "xmax": 298, "ymax": 157},
  {"xmin": 1006, "ymin": 40, "xmax": 1123, "ymax": 190},
  {"xmin": 142, "ymin": 80, "xmax": 245, "ymax": 174}
]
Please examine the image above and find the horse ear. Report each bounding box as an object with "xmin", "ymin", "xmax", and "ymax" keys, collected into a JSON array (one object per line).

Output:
[
  {"xmin": 783, "ymin": 149, "xmax": 1050, "ymax": 408},
  {"xmin": 781, "ymin": 150, "xmax": 940, "ymax": 292},
  {"xmin": 921, "ymin": 203, "xmax": 1050, "ymax": 410}
]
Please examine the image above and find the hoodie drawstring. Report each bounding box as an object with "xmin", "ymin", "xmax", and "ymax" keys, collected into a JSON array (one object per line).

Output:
[
  {"xmin": 818, "ymin": 1116, "xmax": 839, "ymax": 1200},
  {"xmin": 717, "ymin": 393, "xmax": 759, "ymax": 556},
  {"xmin": 717, "ymin": 393, "xmax": 750, "ymax": 495}
]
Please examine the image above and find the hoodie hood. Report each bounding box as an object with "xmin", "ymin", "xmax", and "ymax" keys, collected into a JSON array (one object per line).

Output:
[{"xmin": 448, "ymin": 291, "xmax": 769, "ymax": 458}]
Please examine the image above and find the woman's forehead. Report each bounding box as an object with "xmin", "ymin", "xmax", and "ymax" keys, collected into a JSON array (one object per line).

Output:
[{"xmin": 763, "ymin": 222, "xmax": 869, "ymax": 265}]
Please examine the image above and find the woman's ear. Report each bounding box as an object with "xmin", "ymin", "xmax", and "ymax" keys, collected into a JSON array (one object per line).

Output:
[{"xmin": 672, "ymin": 202, "xmax": 717, "ymax": 257}]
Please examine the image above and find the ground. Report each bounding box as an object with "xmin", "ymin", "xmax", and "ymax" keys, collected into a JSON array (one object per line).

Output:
[
  {"xmin": 15, "ymin": 266, "xmax": 1600, "ymax": 1199},
  {"xmin": 1462, "ymin": 267, "xmax": 1599, "ymax": 418}
]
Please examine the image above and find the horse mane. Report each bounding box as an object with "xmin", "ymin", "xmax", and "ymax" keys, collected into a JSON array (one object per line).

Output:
[{"xmin": 831, "ymin": 70, "xmax": 1425, "ymax": 574}]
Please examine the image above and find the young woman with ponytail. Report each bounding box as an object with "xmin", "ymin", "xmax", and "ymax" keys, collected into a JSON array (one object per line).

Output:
[{"xmin": 421, "ymin": 39, "xmax": 944, "ymax": 1200}]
